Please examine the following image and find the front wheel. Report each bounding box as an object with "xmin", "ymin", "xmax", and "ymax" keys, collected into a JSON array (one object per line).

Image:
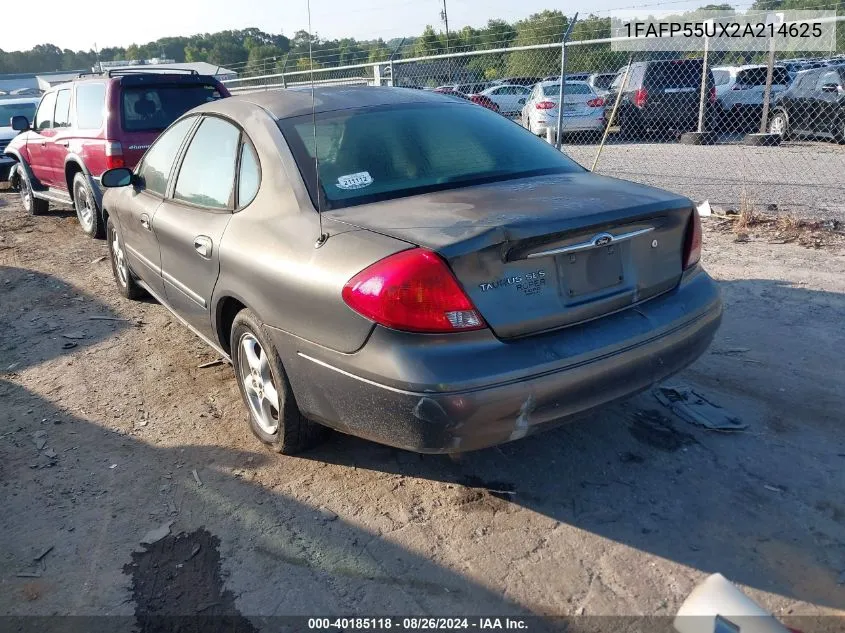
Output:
[
  {"xmin": 231, "ymin": 309, "xmax": 327, "ymax": 455},
  {"xmin": 18, "ymin": 167, "xmax": 49, "ymax": 216},
  {"xmin": 107, "ymin": 217, "xmax": 145, "ymax": 300},
  {"xmin": 73, "ymin": 172, "xmax": 104, "ymax": 239}
]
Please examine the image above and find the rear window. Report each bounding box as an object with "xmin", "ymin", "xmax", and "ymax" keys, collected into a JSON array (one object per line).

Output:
[
  {"xmin": 647, "ymin": 61, "xmax": 705, "ymax": 88},
  {"xmin": 544, "ymin": 83, "xmax": 592, "ymax": 95},
  {"xmin": 712, "ymin": 70, "xmax": 731, "ymax": 86},
  {"xmin": 593, "ymin": 74, "xmax": 615, "ymax": 90},
  {"xmin": 0, "ymin": 101, "xmax": 36, "ymax": 126},
  {"xmin": 280, "ymin": 103, "xmax": 583, "ymax": 210},
  {"xmin": 736, "ymin": 66, "xmax": 789, "ymax": 86},
  {"xmin": 121, "ymin": 84, "xmax": 222, "ymax": 132}
]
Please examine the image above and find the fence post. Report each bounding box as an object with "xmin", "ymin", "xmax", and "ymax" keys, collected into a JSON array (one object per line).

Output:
[
  {"xmin": 591, "ymin": 56, "xmax": 633, "ymax": 172},
  {"xmin": 759, "ymin": 12, "xmax": 784, "ymax": 133},
  {"xmin": 555, "ymin": 13, "xmax": 579, "ymax": 150},
  {"xmin": 281, "ymin": 54, "xmax": 289, "ymax": 89},
  {"xmin": 387, "ymin": 38, "xmax": 406, "ymax": 88},
  {"xmin": 697, "ymin": 20, "xmax": 712, "ymax": 133}
]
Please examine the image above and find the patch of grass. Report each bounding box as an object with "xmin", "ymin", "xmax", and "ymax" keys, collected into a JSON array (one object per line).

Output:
[{"xmin": 735, "ymin": 190, "xmax": 761, "ymax": 231}]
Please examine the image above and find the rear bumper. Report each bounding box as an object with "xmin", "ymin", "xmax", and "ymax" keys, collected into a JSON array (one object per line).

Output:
[
  {"xmin": 272, "ymin": 268, "xmax": 722, "ymax": 453},
  {"xmin": 534, "ymin": 113, "xmax": 605, "ymax": 134}
]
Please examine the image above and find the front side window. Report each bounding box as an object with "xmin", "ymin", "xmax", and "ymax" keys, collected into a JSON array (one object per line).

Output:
[
  {"xmin": 816, "ymin": 70, "xmax": 841, "ymax": 91},
  {"xmin": 34, "ymin": 92, "xmax": 57, "ymax": 131},
  {"xmin": 76, "ymin": 83, "xmax": 106, "ymax": 129},
  {"xmin": 137, "ymin": 116, "xmax": 196, "ymax": 197},
  {"xmin": 54, "ymin": 90, "xmax": 71, "ymax": 128},
  {"xmin": 173, "ymin": 117, "xmax": 240, "ymax": 209},
  {"xmin": 122, "ymin": 84, "xmax": 222, "ymax": 132},
  {"xmin": 280, "ymin": 103, "xmax": 583, "ymax": 210}
]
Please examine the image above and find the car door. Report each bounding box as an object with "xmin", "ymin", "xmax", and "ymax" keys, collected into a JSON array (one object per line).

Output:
[
  {"xmin": 118, "ymin": 116, "xmax": 199, "ymax": 297},
  {"xmin": 154, "ymin": 115, "xmax": 241, "ymax": 339},
  {"xmin": 26, "ymin": 91, "xmax": 58, "ymax": 186},
  {"xmin": 789, "ymin": 70, "xmax": 818, "ymax": 132},
  {"xmin": 45, "ymin": 88, "xmax": 72, "ymax": 190},
  {"xmin": 813, "ymin": 69, "xmax": 844, "ymax": 137}
]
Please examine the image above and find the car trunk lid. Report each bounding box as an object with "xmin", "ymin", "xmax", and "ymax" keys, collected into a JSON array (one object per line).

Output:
[{"xmin": 326, "ymin": 172, "xmax": 694, "ymax": 338}]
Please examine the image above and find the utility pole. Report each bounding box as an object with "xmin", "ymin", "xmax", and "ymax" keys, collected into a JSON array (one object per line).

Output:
[{"xmin": 441, "ymin": 0, "xmax": 452, "ymax": 82}]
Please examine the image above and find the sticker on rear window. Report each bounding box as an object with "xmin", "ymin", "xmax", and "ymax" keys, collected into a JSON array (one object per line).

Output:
[{"xmin": 336, "ymin": 172, "xmax": 373, "ymax": 190}]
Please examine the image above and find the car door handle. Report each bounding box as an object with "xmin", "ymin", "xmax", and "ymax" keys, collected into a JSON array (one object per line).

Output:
[
  {"xmin": 40, "ymin": 140, "xmax": 47, "ymax": 147},
  {"xmin": 193, "ymin": 236, "xmax": 212, "ymax": 259},
  {"xmin": 57, "ymin": 140, "xmax": 69, "ymax": 147},
  {"xmin": 140, "ymin": 214, "xmax": 151, "ymax": 231}
]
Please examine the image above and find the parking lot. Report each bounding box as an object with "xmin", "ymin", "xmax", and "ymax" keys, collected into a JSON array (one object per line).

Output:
[{"xmin": 1, "ymin": 181, "xmax": 845, "ymax": 627}]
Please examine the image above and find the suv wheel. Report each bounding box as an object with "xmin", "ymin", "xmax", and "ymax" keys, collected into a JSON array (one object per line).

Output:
[
  {"xmin": 230, "ymin": 309, "xmax": 327, "ymax": 455},
  {"xmin": 768, "ymin": 111, "xmax": 789, "ymax": 140},
  {"xmin": 18, "ymin": 167, "xmax": 49, "ymax": 216},
  {"xmin": 73, "ymin": 172, "xmax": 105, "ymax": 239},
  {"xmin": 619, "ymin": 115, "xmax": 642, "ymax": 141},
  {"xmin": 106, "ymin": 217, "xmax": 145, "ymax": 300}
]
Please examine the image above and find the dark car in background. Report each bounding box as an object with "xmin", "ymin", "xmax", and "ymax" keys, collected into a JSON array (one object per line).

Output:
[
  {"xmin": 4, "ymin": 70, "xmax": 230, "ymax": 238},
  {"xmin": 607, "ymin": 59, "xmax": 716, "ymax": 140},
  {"xmin": 98, "ymin": 87, "xmax": 721, "ymax": 455},
  {"xmin": 768, "ymin": 64, "xmax": 845, "ymax": 142}
]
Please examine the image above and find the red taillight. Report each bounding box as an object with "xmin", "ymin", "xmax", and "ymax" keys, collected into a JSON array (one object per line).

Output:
[
  {"xmin": 535, "ymin": 101, "xmax": 556, "ymax": 110},
  {"xmin": 342, "ymin": 249, "xmax": 486, "ymax": 333},
  {"xmin": 709, "ymin": 85, "xmax": 716, "ymax": 104},
  {"xmin": 683, "ymin": 208, "xmax": 702, "ymax": 270},
  {"xmin": 105, "ymin": 141, "xmax": 124, "ymax": 169},
  {"xmin": 633, "ymin": 88, "xmax": 647, "ymax": 108},
  {"xmin": 586, "ymin": 97, "xmax": 605, "ymax": 107}
]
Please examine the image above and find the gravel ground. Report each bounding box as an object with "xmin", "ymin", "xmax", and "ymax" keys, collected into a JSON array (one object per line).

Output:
[
  {"xmin": 565, "ymin": 137, "xmax": 845, "ymax": 222},
  {"xmin": 1, "ymin": 188, "xmax": 844, "ymax": 628}
]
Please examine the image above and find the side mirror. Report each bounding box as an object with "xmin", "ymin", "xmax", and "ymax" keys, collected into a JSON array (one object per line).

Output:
[
  {"xmin": 820, "ymin": 83, "xmax": 839, "ymax": 93},
  {"xmin": 101, "ymin": 167, "xmax": 134, "ymax": 188},
  {"xmin": 11, "ymin": 115, "xmax": 29, "ymax": 131}
]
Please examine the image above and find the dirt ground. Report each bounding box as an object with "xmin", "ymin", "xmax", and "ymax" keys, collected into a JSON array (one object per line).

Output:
[{"xmin": 1, "ymin": 186, "xmax": 844, "ymax": 628}]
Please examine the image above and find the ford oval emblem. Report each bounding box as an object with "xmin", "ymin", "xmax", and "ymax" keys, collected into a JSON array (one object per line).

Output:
[{"xmin": 593, "ymin": 234, "xmax": 613, "ymax": 247}]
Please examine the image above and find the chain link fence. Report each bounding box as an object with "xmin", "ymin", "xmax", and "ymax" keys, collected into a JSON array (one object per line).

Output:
[{"xmin": 223, "ymin": 13, "xmax": 845, "ymax": 219}]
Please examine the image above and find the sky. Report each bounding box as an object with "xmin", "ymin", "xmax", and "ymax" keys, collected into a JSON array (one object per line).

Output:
[{"xmin": 3, "ymin": 0, "xmax": 712, "ymax": 53}]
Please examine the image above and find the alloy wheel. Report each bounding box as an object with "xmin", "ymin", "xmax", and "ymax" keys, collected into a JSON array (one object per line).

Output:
[
  {"xmin": 110, "ymin": 226, "xmax": 128, "ymax": 288},
  {"xmin": 238, "ymin": 333, "xmax": 281, "ymax": 435},
  {"xmin": 75, "ymin": 183, "xmax": 94, "ymax": 231}
]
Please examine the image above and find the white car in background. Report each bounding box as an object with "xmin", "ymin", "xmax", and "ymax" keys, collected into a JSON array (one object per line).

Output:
[
  {"xmin": 478, "ymin": 84, "xmax": 532, "ymax": 116},
  {"xmin": 520, "ymin": 80, "xmax": 606, "ymax": 138},
  {"xmin": 0, "ymin": 96, "xmax": 40, "ymax": 183},
  {"xmin": 587, "ymin": 72, "xmax": 618, "ymax": 96},
  {"xmin": 712, "ymin": 64, "xmax": 789, "ymax": 128}
]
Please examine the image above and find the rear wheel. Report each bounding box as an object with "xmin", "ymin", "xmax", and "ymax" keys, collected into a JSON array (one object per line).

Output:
[
  {"xmin": 230, "ymin": 309, "xmax": 327, "ymax": 455},
  {"xmin": 768, "ymin": 111, "xmax": 790, "ymax": 140},
  {"xmin": 18, "ymin": 167, "xmax": 48, "ymax": 216},
  {"xmin": 107, "ymin": 216, "xmax": 145, "ymax": 300},
  {"xmin": 73, "ymin": 172, "xmax": 104, "ymax": 239}
]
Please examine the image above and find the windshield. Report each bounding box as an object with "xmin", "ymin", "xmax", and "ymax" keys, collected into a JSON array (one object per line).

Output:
[
  {"xmin": 280, "ymin": 103, "xmax": 583, "ymax": 210},
  {"xmin": 0, "ymin": 102, "xmax": 37, "ymax": 127},
  {"xmin": 121, "ymin": 84, "xmax": 222, "ymax": 132}
]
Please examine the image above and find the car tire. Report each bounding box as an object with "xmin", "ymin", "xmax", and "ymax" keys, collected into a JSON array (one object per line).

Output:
[
  {"xmin": 73, "ymin": 172, "xmax": 105, "ymax": 239},
  {"xmin": 230, "ymin": 309, "xmax": 327, "ymax": 455},
  {"xmin": 767, "ymin": 111, "xmax": 790, "ymax": 140},
  {"xmin": 18, "ymin": 167, "xmax": 49, "ymax": 216},
  {"xmin": 106, "ymin": 216, "xmax": 146, "ymax": 300}
]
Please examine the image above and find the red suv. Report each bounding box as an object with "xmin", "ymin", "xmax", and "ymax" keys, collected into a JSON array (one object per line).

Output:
[{"xmin": 5, "ymin": 70, "xmax": 230, "ymax": 238}]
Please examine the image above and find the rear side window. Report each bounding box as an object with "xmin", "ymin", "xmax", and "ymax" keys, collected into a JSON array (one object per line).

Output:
[
  {"xmin": 137, "ymin": 116, "xmax": 196, "ymax": 197},
  {"xmin": 54, "ymin": 90, "xmax": 71, "ymax": 128},
  {"xmin": 122, "ymin": 84, "xmax": 222, "ymax": 132},
  {"xmin": 736, "ymin": 67, "xmax": 789, "ymax": 87},
  {"xmin": 76, "ymin": 83, "xmax": 106, "ymax": 129},
  {"xmin": 173, "ymin": 116, "xmax": 240, "ymax": 209},
  {"xmin": 712, "ymin": 70, "xmax": 730, "ymax": 86},
  {"xmin": 280, "ymin": 103, "xmax": 583, "ymax": 210},
  {"xmin": 34, "ymin": 92, "xmax": 57, "ymax": 131},
  {"xmin": 237, "ymin": 142, "xmax": 260, "ymax": 208}
]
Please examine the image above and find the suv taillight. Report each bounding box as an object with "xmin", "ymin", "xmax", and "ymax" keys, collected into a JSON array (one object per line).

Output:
[
  {"xmin": 683, "ymin": 208, "xmax": 702, "ymax": 270},
  {"xmin": 342, "ymin": 249, "xmax": 485, "ymax": 333},
  {"xmin": 535, "ymin": 101, "xmax": 556, "ymax": 110},
  {"xmin": 105, "ymin": 141, "xmax": 124, "ymax": 169},
  {"xmin": 709, "ymin": 85, "xmax": 716, "ymax": 104},
  {"xmin": 633, "ymin": 88, "xmax": 648, "ymax": 108}
]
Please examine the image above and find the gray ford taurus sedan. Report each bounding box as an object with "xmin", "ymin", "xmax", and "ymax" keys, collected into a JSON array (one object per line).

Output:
[{"xmin": 99, "ymin": 86, "xmax": 722, "ymax": 455}]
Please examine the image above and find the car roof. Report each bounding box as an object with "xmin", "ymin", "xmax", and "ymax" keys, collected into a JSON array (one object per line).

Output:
[{"xmin": 220, "ymin": 86, "xmax": 467, "ymax": 120}]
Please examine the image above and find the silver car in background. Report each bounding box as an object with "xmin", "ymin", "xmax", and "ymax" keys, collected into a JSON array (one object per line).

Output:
[{"xmin": 521, "ymin": 80, "xmax": 606, "ymax": 138}]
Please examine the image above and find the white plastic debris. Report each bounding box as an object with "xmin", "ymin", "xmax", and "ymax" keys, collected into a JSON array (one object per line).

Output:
[
  {"xmin": 140, "ymin": 521, "xmax": 173, "ymax": 545},
  {"xmin": 697, "ymin": 200, "xmax": 713, "ymax": 217}
]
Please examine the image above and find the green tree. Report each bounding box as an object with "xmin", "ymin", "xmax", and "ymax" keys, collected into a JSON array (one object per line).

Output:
[{"xmin": 505, "ymin": 11, "xmax": 568, "ymax": 76}]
